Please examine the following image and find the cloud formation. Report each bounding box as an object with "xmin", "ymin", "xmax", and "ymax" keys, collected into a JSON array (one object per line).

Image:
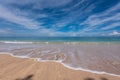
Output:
[
  {"xmin": 0, "ymin": 0, "xmax": 120, "ymax": 36},
  {"xmin": 81, "ymin": 2, "xmax": 120, "ymax": 32},
  {"xmin": 0, "ymin": 5, "xmax": 41, "ymax": 29}
]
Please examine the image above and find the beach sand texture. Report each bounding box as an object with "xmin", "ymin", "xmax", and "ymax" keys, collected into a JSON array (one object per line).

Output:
[
  {"xmin": 0, "ymin": 54, "xmax": 120, "ymax": 80},
  {"xmin": 0, "ymin": 43, "xmax": 120, "ymax": 75}
]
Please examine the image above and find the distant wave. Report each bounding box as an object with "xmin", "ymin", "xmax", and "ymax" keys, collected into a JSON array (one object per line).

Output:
[
  {"xmin": 0, "ymin": 41, "xmax": 66, "ymax": 44},
  {"xmin": 0, "ymin": 41, "xmax": 34, "ymax": 44},
  {"xmin": 0, "ymin": 40, "xmax": 86, "ymax": 44}
]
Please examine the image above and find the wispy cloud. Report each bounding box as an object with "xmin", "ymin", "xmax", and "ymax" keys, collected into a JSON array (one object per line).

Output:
[
  {"xmin": 0, "ymin": 28, "xmax": 11, "ymax": 35},
  {"xmin": 0, "ymin": 5, "xmax": 41, "ymax": 29},
  {"xmin": 101, "ymin": 22, "xmax": 120, "ymax": 30},
  {"xmin": 80, "ymin": 2, "xmax": 120, "ymax": 32},
  {"xmin": 0, "ymin": 0, "xmax": 72, "ymax": 9},
  {"xmin": 53, "ymin": 1, "xmax": 95, "ymax": 28},
  {"xmin": 33, "ymin": 0, "xmax": 72, "ymax": 9},
  {"xmin": 81, "ymin": 13, "xmax": 120, "ymax": 27},
  {"xmin": 0, "ymin": 0, "xmax": 120, "ymax": 37}
]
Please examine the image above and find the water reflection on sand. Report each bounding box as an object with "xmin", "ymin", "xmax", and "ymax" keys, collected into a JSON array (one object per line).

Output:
[{"xmin": 0, "ymin": 42, "xmax": 120, "ymax": 75}]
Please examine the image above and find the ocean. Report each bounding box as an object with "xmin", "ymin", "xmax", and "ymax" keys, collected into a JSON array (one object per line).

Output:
[{"xmin": 0, "ymin": 36, "xmax": 120, "ymax": 42}]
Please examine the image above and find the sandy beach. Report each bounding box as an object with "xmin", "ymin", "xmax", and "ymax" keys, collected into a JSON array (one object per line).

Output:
[
  {"xmin": 0, "ymin": 53, "xmax": 120, "ymax": 80},
  {"xmin": 0, "ymin": 43, "xmax": 120, "ymax": 75}
]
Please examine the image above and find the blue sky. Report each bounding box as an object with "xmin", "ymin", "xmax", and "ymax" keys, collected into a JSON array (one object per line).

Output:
[{"xmin": 0, "ymin": 0, "xmax": 120, "ymax": 37}]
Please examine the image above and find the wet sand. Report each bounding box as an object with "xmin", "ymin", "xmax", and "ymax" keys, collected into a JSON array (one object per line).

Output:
[
  {"xmin": 0, "ymin": 53, "xmax": 120, "ymax": 80},
  {"xmin": 0, "ymin": 43, "xmax": 120, "ymax": 75}
]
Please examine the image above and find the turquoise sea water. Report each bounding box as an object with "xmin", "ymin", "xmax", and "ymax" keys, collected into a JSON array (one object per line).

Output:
[{"xmin": 0, "ymin": 36, "xmax": 120, "ymax": 42}]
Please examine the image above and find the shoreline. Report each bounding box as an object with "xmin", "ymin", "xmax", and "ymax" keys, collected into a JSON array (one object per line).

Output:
[
  {"xmin": 0, "ymin": 52, "xmax": 120, "ymax": 77},
  {"xmin": 1, "ymin": 40, "xmax": 120, "ymax": 44},
  {"xmin": 0, "ymin": 53, "xmax": 120, "ymax": 80}
]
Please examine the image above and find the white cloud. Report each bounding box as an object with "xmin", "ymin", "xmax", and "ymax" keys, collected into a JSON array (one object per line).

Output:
[
  {"xmin": 109, "ymin": 31, "xmax": 120, "ymax": 35},
  {"xmin": 0, "ymin": 5, "xmax": 41, "ymax": 29}
]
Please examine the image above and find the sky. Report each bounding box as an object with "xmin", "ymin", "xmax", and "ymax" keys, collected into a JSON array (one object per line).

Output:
[{"xmin": 0, "ymin": 0, "xmax": 120, "ymax": 37}]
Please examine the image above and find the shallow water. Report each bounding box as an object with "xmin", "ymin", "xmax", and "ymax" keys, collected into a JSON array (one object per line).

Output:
[{"xmin": 0, "ymin": 42, "xmax": 120, "ymax": 75}]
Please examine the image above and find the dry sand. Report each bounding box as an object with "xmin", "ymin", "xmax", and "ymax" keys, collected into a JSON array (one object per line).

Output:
[{"xmin": 0, "ymin": 53, "xmax": 120, "ymax": 80}]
